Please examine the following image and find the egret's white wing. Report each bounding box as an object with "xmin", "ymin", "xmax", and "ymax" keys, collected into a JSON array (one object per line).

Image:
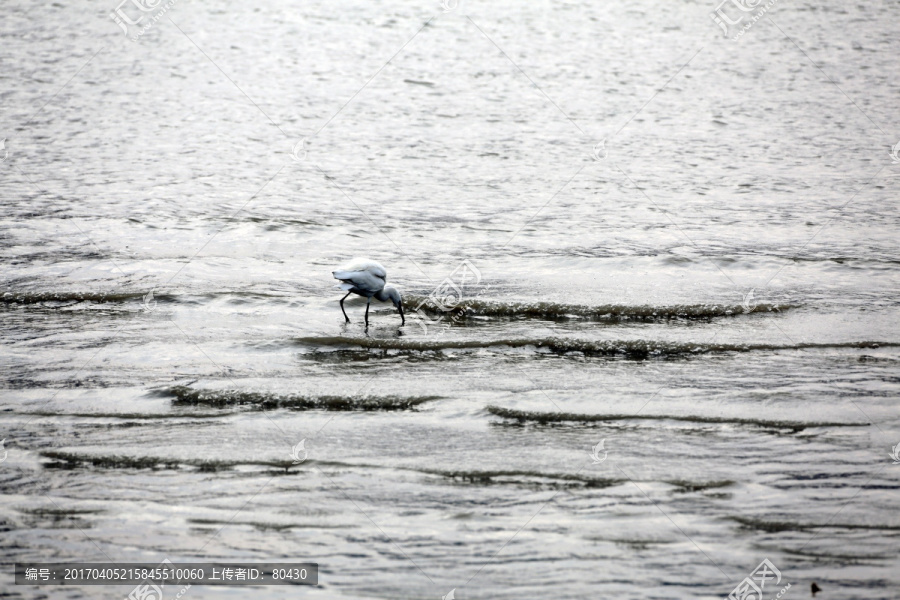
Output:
[
  {"xmin": 336, "ymin": 258, "xmax": 387, "ymax": 280},
  {"xmin": 333, "ymin": 258, "xmax": 388, "ymax": 294},
  {"xmin": 332, "ymin": 269, "xmax": 386, "ymax": 294}
]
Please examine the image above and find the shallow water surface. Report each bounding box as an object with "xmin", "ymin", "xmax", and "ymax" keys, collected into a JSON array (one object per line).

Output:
[{"xmin": 1, "ymin": 1, "xmax": 899, "ymax": 599}]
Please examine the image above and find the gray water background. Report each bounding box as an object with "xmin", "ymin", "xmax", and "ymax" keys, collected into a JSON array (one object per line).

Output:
[{"xmin": 1, "ymin": 1, "xmax": 900, "ymax": 598}]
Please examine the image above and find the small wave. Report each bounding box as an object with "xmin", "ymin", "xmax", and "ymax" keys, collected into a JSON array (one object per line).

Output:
[
  {"xmin": 486, "ymin": 406, "xmax": 868, "ymax": 430},
  {"xmin": 731, "ymin": 516, "xmax": 900, "ymax": 533},
  {"xmin": 404, "ymin": 295, "xmax": 794, "ymax": 321},
  {"xmin": 784, "ymin": 549, "xmax": 893, "ymax": 562},
  {"xmin": 18, "ymin": 507, "xmax": 105, "ymax": 516},
  {"xmin": 422, "ymin": 468, "xmax": 625, "ymax": 489},
  {"xmin": 419, "ymin": 468, "xmax": 736, "ymax": 492},
  {"xmin": 20, "ymin": 410, "xmax": 226, "ymax": 420},
  {"xmin": 167, "ymin": 385, "xmax": 438, "ymax": 411},
  {"xmin": 297, "ymin": 336, "xmax": 898, "ymax": 359},
  {"xmin": 43, "ymin": 451, "xmax": 196, "ymax": 471},
  {"xmin": 0, "ymin": 290, "xmax": 290, "ymax": 307},
  {"xmin": 0, "ymin": 290, "xmax": 162, "ymax": 306},
  {"xmin": 588, "ymin": 537, "xmax": 676, "ymax": 548},
  {"xmin": 666, "ymin": 479, "xmax": 735, "ymax": 493},
  {"xmin": 186, "ymin": 518, "xmax": 350, "ymax": 532},
  {"xmin": 40, "ymin": 450, "xmax": 303, "ymax": 471}
]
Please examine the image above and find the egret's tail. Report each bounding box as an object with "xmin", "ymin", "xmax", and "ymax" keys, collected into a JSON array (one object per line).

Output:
[{"xmin": 332, "ymin": 270, "xmax": 357, "ymax": 281}]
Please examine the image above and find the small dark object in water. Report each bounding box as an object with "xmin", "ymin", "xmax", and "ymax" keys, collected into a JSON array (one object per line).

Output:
[{"xmin": 811, "ymin": 582, "xmax": 821, "ymax": 597}]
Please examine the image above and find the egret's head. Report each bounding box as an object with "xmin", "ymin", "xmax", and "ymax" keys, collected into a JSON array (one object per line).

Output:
[
  {"xmin": 382, "ymin": 286, "xmax": 402, "ymax": 308},
  {"xmin": 375, "ymin": 286, "xmax": 404, "ymax": 325}
]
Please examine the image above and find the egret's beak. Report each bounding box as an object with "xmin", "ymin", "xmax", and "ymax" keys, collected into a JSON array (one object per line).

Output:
[{"xmin": 398, "ymin": 301, "xmax": 405, "ymax": 325}]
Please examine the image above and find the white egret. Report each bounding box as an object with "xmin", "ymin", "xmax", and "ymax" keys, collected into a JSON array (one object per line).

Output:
[{"xmin": 332, "ymin": 258, "xmax": 404, "ymax": 326}]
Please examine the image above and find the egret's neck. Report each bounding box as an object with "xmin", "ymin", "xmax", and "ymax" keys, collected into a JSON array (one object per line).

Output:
[{"xmin": 375, "ymin": 287, "xmax": 401, "ymax": 306}]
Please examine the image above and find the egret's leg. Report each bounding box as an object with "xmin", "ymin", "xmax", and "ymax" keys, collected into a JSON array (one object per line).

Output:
[
  {"xmin": 339, "ymin": 292, "xmax": 352, "ymax": 323},
  {"xmin": 398, "ymin": 302, "xmax": 405, "ymax": 326},
  {"xmin": 364, "ymin": 297, "xmax": 371, "ymax": 326}
]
